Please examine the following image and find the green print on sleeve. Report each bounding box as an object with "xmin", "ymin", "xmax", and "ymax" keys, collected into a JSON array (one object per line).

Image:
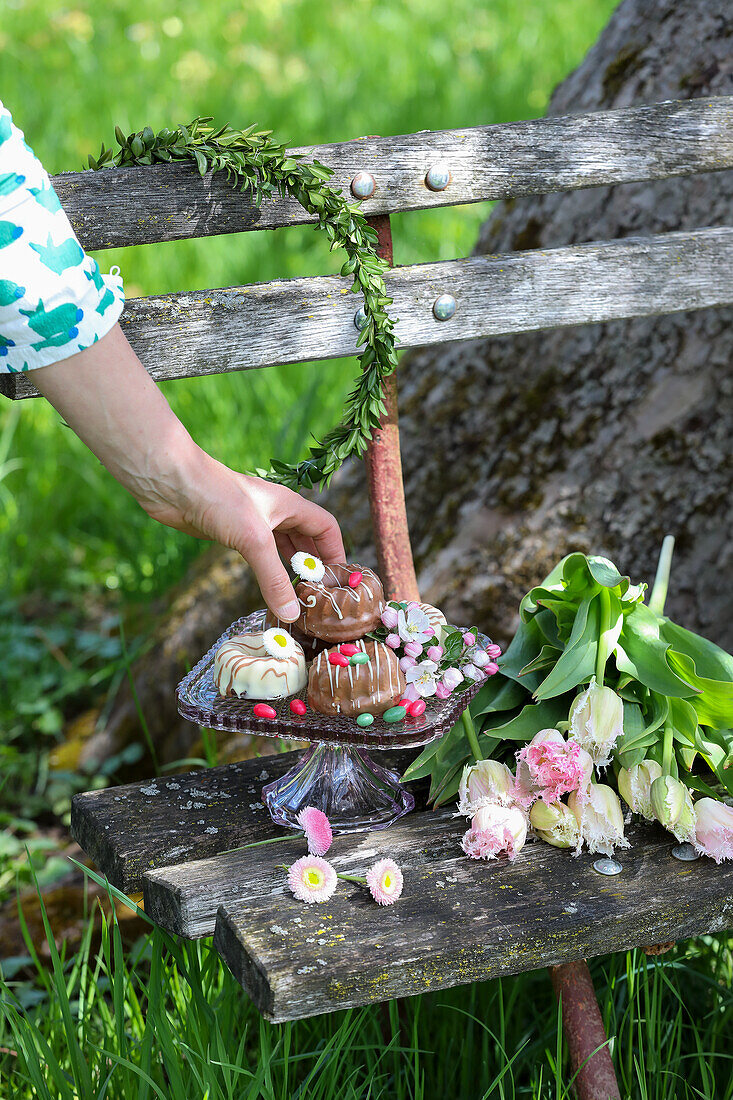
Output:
[
  {"xmin": 0, "ymin": 278, "xmax": 25, "ymax": 305},
  {"xmin": 0, "ymin": 172, "xmax": 25, "ymax": 196},
  {"xmin": 29, "ymin": 232, "xmax": 85, "ymax": 274},
  {"xmin": 0, "ymin": 113, "xmax": 12, "ymax": 146},
  {"xmin": 84, "ymin": 263, "xmax": 116, "ymax": 315},
  {"xmin": 19, "ymin": 298, "xmax": 83, "ymax": 350},
  {"xmin": 0, "ymin": 220, "xmax": 23, "ymax": 248}
]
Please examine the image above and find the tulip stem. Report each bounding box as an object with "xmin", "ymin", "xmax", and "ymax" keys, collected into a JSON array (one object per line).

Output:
[
  {"xmin": 462, "ymin": 708, "xmax": 483, "ymax": 761},
  {"xmin": 649, "ymin": 534, "xmax": 675, "ymax": 616},
  {"xmin": 594, "ymin": 586, "xmax": 612, "ymax": 687},
  {"xmin": 662, "ymin": 721, "xmax": 674, "ymax": 775}
]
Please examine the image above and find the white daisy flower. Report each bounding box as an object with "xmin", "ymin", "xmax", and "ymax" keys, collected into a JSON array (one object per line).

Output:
[
  {"xmin": 262, "ymin": 627, "xmax": 297, "ymax": 660},
  {"xmin": 290, "ymin": 552, "xmax": 326, "ymax": 583}
]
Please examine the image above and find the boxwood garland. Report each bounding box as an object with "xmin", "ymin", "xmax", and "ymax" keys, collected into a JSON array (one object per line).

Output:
[{"xmin": 87, "ymin": 117, "xmax": 398, "ymax": 490}]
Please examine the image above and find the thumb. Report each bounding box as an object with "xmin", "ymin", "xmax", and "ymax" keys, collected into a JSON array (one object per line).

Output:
[{"xmin": 241, "ymin": 528, "xmax": 301, "ymax": 622}]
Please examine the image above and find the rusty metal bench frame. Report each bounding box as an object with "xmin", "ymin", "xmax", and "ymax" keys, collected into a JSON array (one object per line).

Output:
[{"xmin": 11, "ymin": 95, "xmax": 733, "ymax": 1100}]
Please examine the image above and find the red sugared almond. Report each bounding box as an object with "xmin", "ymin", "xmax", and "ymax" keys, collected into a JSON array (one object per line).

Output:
[
  {"xmin": 290, "ymin": 698, "xmax": 307, "ymax": 715},
  {"xmin": 397, "ymin": 697, "xmax": 412, "ymax": 709},
  {"xmin": 328, "ymin": 652, "xmax": 350, "ymax": 667},
  {"xmin": 339, "ymin": 643, "xmax": 359, "ymax": 656},
  {"xmin": 253, "ymin": 703, "xmax": 277, "ymax": 719},
  {"xmin": 348, "ymin": 571, "xmax": 363, "ymax": 588},
  {"xmin": 408, "ymin": 699, "xmax": 426, "ymax": 717}
]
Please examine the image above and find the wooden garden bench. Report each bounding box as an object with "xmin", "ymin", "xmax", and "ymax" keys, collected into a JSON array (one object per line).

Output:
[{"xmin": 5, "ymin": 95, "xmax": 733, "ymax": 1100}]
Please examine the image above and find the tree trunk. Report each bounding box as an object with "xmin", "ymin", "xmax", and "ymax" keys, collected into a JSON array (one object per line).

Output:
[{"xmin": 89, "ymin": 0, "xmax": 733, "ymax": 768}]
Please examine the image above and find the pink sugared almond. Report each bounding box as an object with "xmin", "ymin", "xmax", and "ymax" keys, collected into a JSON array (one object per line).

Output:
[
  {"xmin": 408, "ymin": 699, "xmax": 426, "ymax": 717},
  {"xmin": 348, "ymin": 571, "xmax": 363, "ymax": 588},
  {"xmin": 290, "ymin": 698, "xmax": 307, "ymax": 715},
  {"xmin": 253, "ymin": 703, "xmax": 277, "ymax": 719}
]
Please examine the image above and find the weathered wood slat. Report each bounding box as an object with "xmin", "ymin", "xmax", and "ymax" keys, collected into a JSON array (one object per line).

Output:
[
  {"xmin": 70, "ymin": 748, "xmax": 418, "ymax": 893},
  {"xmin": 213, "ymin": 821, "xmax": 733, "ymax": 1022},
  {"xmin": 4, "ymin": 224, "xmax": 733, "ymax": 401},
  {"xmin": 53, "ymin": 97, "xmax": 733, "ymax": 249}
]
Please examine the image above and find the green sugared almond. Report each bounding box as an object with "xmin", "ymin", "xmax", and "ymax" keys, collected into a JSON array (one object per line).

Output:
[
  {"xmin": 350, "ymin": 653, "xmax": 370, "ymax": 666},
  {"xmin": 356, "ymin": 712, "xmax": 374, "ymax": 727},
  {"xmin": 383, "ymin": 705, "xmax": 407, "ymax": 724}
]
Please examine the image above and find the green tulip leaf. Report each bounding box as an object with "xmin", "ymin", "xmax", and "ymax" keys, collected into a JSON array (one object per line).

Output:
[
  {"xmin": 480, "ymin": 696, "xmax": 569, "ymax": 741},
  {"xmin": 534, "ymin": 596, "xmax": 600, "ymax": 700},
  {"xmin": 533, "ymin": 608, "xmax": 565, "ymax": 649},
  {"xmin": 496, "ymin": 616, "xmax": 546, "ymax": 693},
  {"xmin": 471, "ymin": 676, "xmax": 529, "ymax": 718},
  {"xmin": 660, "ymin": 618, "xmax": 733, "ymax": 682},
  {"xmin": 615, "ymin": 603, "xmax": 699, "ymax": 699},
  {"xmin": 519, "ymin": 644, "xmax": 563, "ymax": 677},
  {"xmin": 666, "ymin": 651, "xmax": 733, "ymax": 728},
  {"xmin": 586, "ymin": 555, "xmax": 627, "ymax": 592},
  {"xmin": 669, "ymin": 696, "xmax": 699, "ymax": 746}
]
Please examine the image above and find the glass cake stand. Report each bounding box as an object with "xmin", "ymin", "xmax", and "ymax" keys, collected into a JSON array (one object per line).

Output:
[{"xmin": 176, "ymin": 610, "xmax": 485, "ymax": 832}]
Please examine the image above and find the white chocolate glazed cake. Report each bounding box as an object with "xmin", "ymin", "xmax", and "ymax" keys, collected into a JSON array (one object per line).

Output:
[
  {"xmin": 418, "ymin": 602, "xmax": 448, "ymax": 637},
  {"xmin": 214, "ymin": 631, "xmax": 307, "ymax": 700}
]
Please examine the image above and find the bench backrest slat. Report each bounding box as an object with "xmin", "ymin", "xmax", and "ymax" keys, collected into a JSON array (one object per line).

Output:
[
  {"xmin": 3, "ymin": 225, "xmax": 731, "ymax": 400},
  {"xmin": 53, "ymin": 97, "xmax": 733, "ymax": 251}
]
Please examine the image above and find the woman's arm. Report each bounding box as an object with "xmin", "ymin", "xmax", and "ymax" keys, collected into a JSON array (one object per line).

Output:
[{"xmin": 32, "ymin": 322, "xmax": 345, "ymax": 620}]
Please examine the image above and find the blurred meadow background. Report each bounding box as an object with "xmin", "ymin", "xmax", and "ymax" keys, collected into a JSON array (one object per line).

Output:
[{"xmin": 6, "ymin": 3, "xmax": 731, "ymax": 1098}]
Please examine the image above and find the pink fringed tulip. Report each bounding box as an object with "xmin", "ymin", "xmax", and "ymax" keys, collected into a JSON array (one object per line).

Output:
[
  {"xmin": 693, "ymin": 798, "xmax": 733, "ymax": 863},
  {"xmin": 568, "ymin": 783, "xmax": 629, "ymax": 856},
  {"xmin": 529, "ymin": 800, "xmax": 581, "ymax": 849},
  {"xmin": 617, "ymin": 760, "xmax": 662, "ymax": 820},
  {"xmin": 514, "ymin": 729, "xmax": 587, "ymax": 808},
  {"xmin": 365, "ymin": 858, "xmax": 404, "ymax": 905},
  {"xmin": 650, "ymin": 775, "xmax": 696, "ymax": 843},
  {"xmin": 461, "ymin": 804, "xmax": 527, "ymax": 861},
  {"xmin": 287, "ymin": 856, "xmax": 338, "ymax": 903},
  {"xmin": 296, "ymin": 806, "xmax": 333, "ymax": 856},
  {"xmin": 569, "ymin": 678, "xmax": 624, "ymax": 767},
  {"xmin": 457, "ymin": 759, "xmax": 515, "ymax": 816}
]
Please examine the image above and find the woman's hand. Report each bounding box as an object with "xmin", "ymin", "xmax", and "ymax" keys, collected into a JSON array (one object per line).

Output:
[{"xmin": 33, "ymin": 323, "xmax": 344, "ymax": 621}]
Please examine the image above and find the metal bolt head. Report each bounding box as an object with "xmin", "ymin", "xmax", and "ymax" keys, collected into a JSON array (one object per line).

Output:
[
  {"xmin": 425, "ymin": 161, "xmax": 452, "ymax": 192},
  {"xmin": 593, "ymin": 857, "xmax": 623, "ymax": 876},
  {"xmin": 353, "ymin": 306, "xmax": 368, "ymax": 331},
  {"xmin": 671, "ymin": 842, "xmax": 699, "ymax": 862},
  {"xmin": 433, "ymin": 293, "xmax": 457, "ymax": 321},
  {"xmin": 350, "ymin": 171, "xmax": 376, "ymax": 199}
]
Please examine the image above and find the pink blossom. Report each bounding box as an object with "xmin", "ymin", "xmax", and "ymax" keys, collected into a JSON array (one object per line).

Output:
[
  {"xmin": 426, "ymin": 644, "xmax": 444, "ymax": 662},
  {"xmin": 483, "ymin": 661, "xmax": 499, "ymax": 675},
  {"xmin": 462, "ymin": 631, "xmax": 476, "ymax": 647},
  {"xmin": 442, "ymin": 667, "xmax": 463, "ymax": 692},
  {"xmin": 485, "ymin": 643, "xmax": 502, "ymax": 658},
  {"xmin": 404, "ymin": 641, "xmax": 423, "ymax": 659},
  {"xmin": 514, "ymin": 729, "xmax": 586, "ymax": 808},
  {"xmin": 399, "ymin": 655, "xmax": 417, "ymax": 672},
  {"xmin": 287, "ymin": 856, "xmax": 338, "ymax": 903},
  {"xmin": 397, "ymin": 605, "xmax": 434, "ymax": 645},
  {"xmin": 296, "ymin": 806, "xmax": 333, "ymax": 856},
  {"xmin": 434, "ymin": 682, "xmax": 451, "ymax": 700},
  {"xmin": 693, "ymin": 798, "xmax": 733, "ymax": 863},
  {"xmin": 404, "ymin": 659, "xmax": 439, "ymax": 697},
  {"xmin": 401, "ymin": 682, "xmax": 421, "ymax": 702},
  {"xmin": 365, "ymin": 858, "xmax": 404, "ymax": 905},
  {"xmin": 462, "ymin": 663, "xmax": 484, "ymax": 682},
  {"xmin": 461, "ymin": 804, "xmax": 527, "ymax": 861},
  {"xmin": 381, "ymin": 606, "xmax": 399, "ymax": 630},
  {"xmin": 385, "ymin": 633, "xmax": 400, "ymax": 649},
  {"xmin": 472, "ymin": 649, "xmax": 492, "ymax": 668}
]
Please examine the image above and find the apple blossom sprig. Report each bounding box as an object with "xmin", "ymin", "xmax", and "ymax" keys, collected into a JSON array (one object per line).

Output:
[{"xmin": 369, "ymin": 600, "xmax": 501, "ymax": 703}]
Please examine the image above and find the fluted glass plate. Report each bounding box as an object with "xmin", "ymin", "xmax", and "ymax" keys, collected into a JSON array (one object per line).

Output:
[{"xmin": 176, "ymin": 609, "xmax": 486, "ymax": 750}]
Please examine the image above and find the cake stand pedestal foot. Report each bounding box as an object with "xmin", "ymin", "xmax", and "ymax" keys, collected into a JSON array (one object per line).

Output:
[{"xmin": 262, "ymin": 743, "xmax": 414, "ymax": 832}]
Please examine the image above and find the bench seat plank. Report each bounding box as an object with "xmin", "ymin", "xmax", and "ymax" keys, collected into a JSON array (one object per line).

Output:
[
  {"xmin": 52, "ymin": 97, "xmax": 733, "ymax": 250},
  {"xmin": 212, "ymin": 821, "xmax": 733, "ymax": 1022},
  {"xmin": 5, "ymin": 225, "xmax": 733, "ymax": 400},
  {"xmin": 70, "ymin": 748, "xmax": 417, "ymax": 893}
]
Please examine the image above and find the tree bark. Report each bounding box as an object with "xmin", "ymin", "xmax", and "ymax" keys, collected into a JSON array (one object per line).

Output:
[{"xmin": 89, "ymin": 0, "xmax": 733, "ymax": 767}]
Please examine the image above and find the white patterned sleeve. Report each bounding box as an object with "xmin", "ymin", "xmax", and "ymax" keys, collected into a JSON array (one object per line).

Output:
[{"xmin": 0, "ymin": 99, "xmax": 125, "ymax": 374}]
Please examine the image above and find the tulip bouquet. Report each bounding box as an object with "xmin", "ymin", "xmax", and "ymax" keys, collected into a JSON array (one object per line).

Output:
[{"xmin": 404, "ymin": 538, "xmax": 733, "ymax": 863}]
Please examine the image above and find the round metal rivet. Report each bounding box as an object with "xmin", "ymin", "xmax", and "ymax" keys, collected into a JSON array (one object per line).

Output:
[
  {"xmin": 593, "ymin": 857, "xmax": 623, "ymax": 876},
  {"xmin": 433, "ymin": 293, "xmax": 457, "ymax": 321},
  {"xmin": 353, "ymin": 306, "xmax": 368, "ymax": 330},
  {"xmin": 350, "ymin": 171, "xmax": 376, "ymax": 199},
  {"xmin": 671, "ymin": 842, "xmax": 699, "ymax": 862},
  {"xmin": 425, "ymin": 161, "xmax": 451, "ymax": 192}
]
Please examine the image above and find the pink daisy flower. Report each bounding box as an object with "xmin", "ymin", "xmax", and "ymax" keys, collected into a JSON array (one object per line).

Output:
[
  {"xmin": 365, "ymin": 858, "xmax": 404, "ymax": 905},
  {"xmin": 287, "ymin": 856, "xmax": 338, "ymax": 904},
  {"xmin": 297, "ymin": 806, "xmax": 333, "ymax": 856}
]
